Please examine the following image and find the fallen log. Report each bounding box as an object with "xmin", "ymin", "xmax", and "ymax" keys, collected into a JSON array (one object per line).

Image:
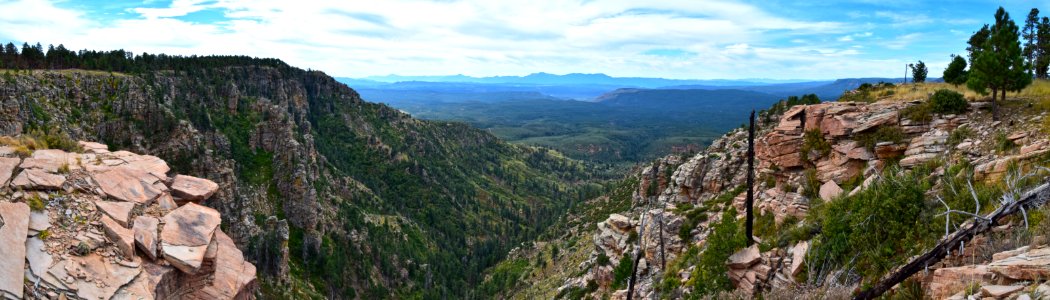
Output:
[{"xmin": 854, "ymin": 181, "xmax": 1050, "ymax": 300}]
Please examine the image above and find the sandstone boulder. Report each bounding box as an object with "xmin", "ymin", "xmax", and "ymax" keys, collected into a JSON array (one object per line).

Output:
[
  {"xmin": 171, "ymin": 174, "xmax": 220, "ymax": 202},
  {"xmin": 11, "ymin": 168, "xmax": 66, "ymax": 190},
  {"xmin": 134, "ymin": 216, "xmax": 160, "ymax": 260},
  {"xmin": 727, "ymin": 244, "xmax": 761, "ymax": 269},
  {"xmin": 96, "ymin": 200, "xmax": 136, "ymax": 227},
  {"xmin": 988, "ymin": 246, "xmax": 1050, "ymax": 280},
  {"xmin": 161, "ymin": 202, "xmax": 221, "ymax": 274},
  {"xmin": 0, "ymin": 202, "xmax": 29, "ymax": 299},
  {"xmin": 101, "ymin": 214, "xmax": 136, "ymax": 259},
  {"xmin": 188, "ymin": 229, "xmax": 258, "ymax": 299},
  {"xmin": 92, "ymin": 166, "xmax": 168, "ymax": 204},
  {"xmin": 928, "ymin": 265, "xmax": 995, "ymax": 299},
  {"xmin": 819, "ymin": 181, "xmax": 843, "ymax": 201},
  {"xmin": 790, "ymin": 241, "xmax": 809, "ymax": 277},
  {"xmin": 0, "ymin": 157, "xmax": 18, "ymax": 186},
  {"xmin": 606, "ymin": 214, "xmax": 632, "ymax": 233}
]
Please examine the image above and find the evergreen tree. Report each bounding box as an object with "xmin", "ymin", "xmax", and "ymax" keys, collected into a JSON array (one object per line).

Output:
[
  {"xmin": 1038, "ymin": 17, "xmax": 1050, "ymax": 79},
  {"xmin": 967, "ymin": 25, "xmax": 991, "ymax": 65},
  {"xmin": 911, "ymin": 60, "xmax": 928, "ymax": 83},
  {"xmin": 968, "ymin": 7, "xmax": 1032, "ymax": 120},
  {"xmin": 943, "ymin": 55, "xmax": 968, "ymax": 86},
  {"xmin": 1023, "ymin": 8, "xmax": 1041, "ymax": 74}
]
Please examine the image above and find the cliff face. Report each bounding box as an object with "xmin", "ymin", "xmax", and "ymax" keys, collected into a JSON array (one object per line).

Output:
[
  {"xmin": 0, "ymin": 67, "xmax": 598, "ymax": 298},
  {"xmin": 0, "ymin": 139, "xmax": 255, "ymax": 299},
  {"xmin": 557, "ymin": 95, "xmax": 1050, "ymax": 299}
]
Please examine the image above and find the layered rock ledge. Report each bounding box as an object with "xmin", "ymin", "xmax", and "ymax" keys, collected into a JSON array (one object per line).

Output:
[{"xmin": 0, "ymin": 139, "xmax": 255, "ymax": 300}]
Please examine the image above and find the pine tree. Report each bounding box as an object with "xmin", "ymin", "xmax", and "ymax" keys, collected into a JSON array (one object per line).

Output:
[
  {"xmin": 911, "ymin": 60, "xmax": 928, "ymax": 83},
  {"xmin": 967, "ymin": 25, "xmax": 991, "ymax": 65},
  {"xmin": 1037, "ymin": 17, "xmax": 1050, "ymax": 79},
  {"xmin": 943, "ymin": 55, "xmax": 968, "ymax": 86},
  {"xmin": 968, "ymin": 7, "xmax": 1032, "ymax": 120},
  {"xmin": 1023, "ymin": 8, "xmax": 1041, "ymax": 74}
]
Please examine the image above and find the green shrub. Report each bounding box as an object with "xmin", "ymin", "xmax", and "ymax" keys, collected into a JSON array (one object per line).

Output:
[
  {"xmin": 807, "ymin": 166, "xmax": 938, "ymax": 284},
  {"xmin": 947, "ymin": 127, "xmax": 975, "ymax": 147},
  {"xmin": 611, "ymin": 255, "xmax": 634, "ymax": 289},
  {"xmin": 995, "ymin": 131, "xmax": 1018, "ymax": 153},
  {"xmin": 929, "ymin": 89, "xmax": 968, "ymax": 114},
  {"xmin": 689, "ymin": 208, "xmax": 746, "ymax": 296},
  {"xmin": 901, "ymin": 102, "xmax": 933, "ymax": 123},
  {"xmin": 801, "ymin": 130, "xmax": 831, "ymax": 162},
  {"xmin": 856, "ymin": 126, "xmax": 905, "ymax": 151},
  {"xmin": 801, "ymin": 168, "xmax": 821, "ymax": 199}
]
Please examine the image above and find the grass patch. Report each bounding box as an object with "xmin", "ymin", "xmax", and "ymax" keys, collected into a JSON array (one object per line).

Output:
[
  {"xmin": 801, "ymin": 129, "xmax": 831, "ymax": 162},
  {"xmin": 27, "ymin": 194, "xmax": 45, "ymax": 211}
]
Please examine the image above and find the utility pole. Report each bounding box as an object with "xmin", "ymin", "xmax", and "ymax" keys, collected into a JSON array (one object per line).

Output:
[
  {"xmin": 745, "ymin": 110, "xmax": 755, "ymax": 246},
  {"xmin": 904, "ymin": 63, "xmax": 912, "ymax": 84}
]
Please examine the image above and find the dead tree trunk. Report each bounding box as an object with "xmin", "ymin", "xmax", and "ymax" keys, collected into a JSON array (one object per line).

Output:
[
  {"xmin": 746, "ymin": 110, "xmax": 755, "ymax": 246},
  {"xmin": 854, "ymin": 182, "xmax": 1050, "ymax": 300}
]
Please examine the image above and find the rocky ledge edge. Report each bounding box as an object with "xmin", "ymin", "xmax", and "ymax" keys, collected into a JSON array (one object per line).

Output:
[{"xmin": 0, "ymin": 139, "xmax": 256, "ymax": 300}]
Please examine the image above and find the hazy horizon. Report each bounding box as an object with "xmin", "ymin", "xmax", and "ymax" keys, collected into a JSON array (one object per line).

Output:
[{"xmin": 0, "ymin": 0, "xmax": 1043, "ymax": 80}]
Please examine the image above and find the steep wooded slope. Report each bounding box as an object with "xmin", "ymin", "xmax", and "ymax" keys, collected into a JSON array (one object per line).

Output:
[{"xmin": 0, "ymin": 64, "xmax": 605, "ymax": 298}]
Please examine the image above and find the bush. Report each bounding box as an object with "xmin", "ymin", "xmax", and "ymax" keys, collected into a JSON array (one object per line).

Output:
[
  {"xmin": 995, "ymin": 131, "xmax": 1018, "ymax": 153},
  {"xmin": 807, "ymin": 166, "xmax": 938, "ymax": 284},
  {"xmin": 856, "ymin": 126, "xmax": 905, "ymax": 151},
  {"xmin": 947, "ymin": 127, "xmax": 975, "ymax": 147},
  {"xmin": 801, "ymin": 130, "xmax": 831, "ymax": 162},
  {"xmin": 689, "ymin": 208, "xmax": 746, "ymax": 296},
  {"xmin": 801, "ymin": 168, "xmax": 821, "ymax": 199},
  {"xmin": 929, "ymin": 89, "xmax": 968, "ymax": 114},
  {"xmin": 901, "ymin": 102, "xmax": 933, "ymax": 123},
  {"xmin": 611, "ymin": 255, "xmax": 634, "ymax": 289}
]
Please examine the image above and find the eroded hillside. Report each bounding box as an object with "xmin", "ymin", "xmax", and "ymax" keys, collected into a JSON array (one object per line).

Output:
[{"xmin": 496, "ymin": 83, "xmax": 1050, "ymax": 299}]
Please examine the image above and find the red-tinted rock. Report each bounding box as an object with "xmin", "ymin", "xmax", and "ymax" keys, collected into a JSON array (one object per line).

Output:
[{"xmin": 171, "ymin": 174, "xmax": 220, "ymax": 202}]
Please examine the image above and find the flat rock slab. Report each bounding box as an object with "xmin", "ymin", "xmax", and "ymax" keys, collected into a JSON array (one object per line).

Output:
[
  {"xmin": 0, "ymin": 157, "xmax": 19, "ymax": 186},
  {"xmin": 134, "ymin": 216, "xmax": 160, "ymax": 260},
  {"xmin": 989, "ymin": 246, "xmax": 1050, "ymax": 280},
  {"xmin": 18, "ymin": 149, "xmax": 80, "ymax": 173},
  {"xmin": 60, "ymin": 253, "xmax": 141, "ymax": 300},
  {"xmin": 92, "ymin": 166, "xmax": 168, "ymax": 204},
  {"xmin": 728, "ymin": 244, "xmax": 761, "ymax": 269},
  {"xmin": 95, "ymin": 200, "xmax": 135, "ymax": 227},
  {"xmin": 77, "ymin": 141, "xmax": 109, "ymax": 154},
  {"xmin": 101, "ymin": 214, "xmax": 136, "ymax": 259},
  {"xmin": 171, "ymin": 174, "xmax": 219, "ymax": 202},
  {"xmin": 28, "ymin": 210, "xmax": 50, "ymax": 233},
  {"xmin": 981, "ymin": 285, "xmax": 1024, "ymax": 298},
  {"xmin": 11, "ymin": 168, "xmax": 66, "ymax": 190},
  {"xmin": 161, "ymin": 203, "xmax": 221, "ymax": 274},
  {"xmin": 0, "ymin": 202, "xmax": 29, "ymax": 299}
]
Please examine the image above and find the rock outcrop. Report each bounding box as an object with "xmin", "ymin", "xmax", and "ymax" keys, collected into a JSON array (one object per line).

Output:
[{"xmin": 0, "ymin": 139, "xmax": 256, "ymax": 299}]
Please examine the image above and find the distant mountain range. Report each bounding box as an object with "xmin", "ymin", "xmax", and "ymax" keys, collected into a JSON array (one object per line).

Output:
[
  {"xmin": 338, "ymin": 73, "xmax": 920, "ymax": 101},
  {"xmin": 345, "ymin": 73, "xmax": 818, "ymax": 89}
]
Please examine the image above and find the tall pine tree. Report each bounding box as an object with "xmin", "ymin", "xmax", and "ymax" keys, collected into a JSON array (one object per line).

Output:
[
  {"xmin": 1023, "ymin": 8, "xmax": 1040, "ymax": 74},
  {"xmin": 968, "ymin": 7, "xmax": 1032, "ymax": 120},
  {"xmin": 1038, "ymin": 17, "xmax": 1050, "ymax": 79}
]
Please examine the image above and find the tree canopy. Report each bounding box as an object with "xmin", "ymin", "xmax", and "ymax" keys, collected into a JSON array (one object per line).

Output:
[
  {"xmin": 943, "ymin": 55, "xmax": 968, "ymax": 86},
  {"xmin": 967, "ymin": 7, "xmax": 1032, "ymax": 119},
  {"xmin": 910, "ymin": 60, "xmax": 928, "ymax": 83}
]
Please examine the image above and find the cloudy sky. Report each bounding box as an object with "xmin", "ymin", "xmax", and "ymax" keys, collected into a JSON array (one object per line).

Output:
[{"xmin": 0, "ymin": 0, "xmax": 1046, "ymax": 79}]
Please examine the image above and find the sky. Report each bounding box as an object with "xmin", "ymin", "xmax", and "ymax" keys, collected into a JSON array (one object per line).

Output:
[{"xmin": 0, "ymin": 0, "xmax": 1047, "ymax": 80}]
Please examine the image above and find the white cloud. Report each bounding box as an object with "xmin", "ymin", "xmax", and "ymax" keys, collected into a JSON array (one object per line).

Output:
[{"xmin": 0, "ymin": 0, "xmax": 911, "ymax": 79}]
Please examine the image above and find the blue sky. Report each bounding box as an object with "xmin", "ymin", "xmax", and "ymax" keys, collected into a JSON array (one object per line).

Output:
[{"xmin": 0, "ymin": 0, "xmax": 1047, "ymax": 79}]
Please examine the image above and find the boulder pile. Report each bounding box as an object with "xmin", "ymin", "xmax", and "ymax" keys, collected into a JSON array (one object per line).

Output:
[{"xmin": 0, "ymin": 139, "xmax": 256, "ymax": 300}]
